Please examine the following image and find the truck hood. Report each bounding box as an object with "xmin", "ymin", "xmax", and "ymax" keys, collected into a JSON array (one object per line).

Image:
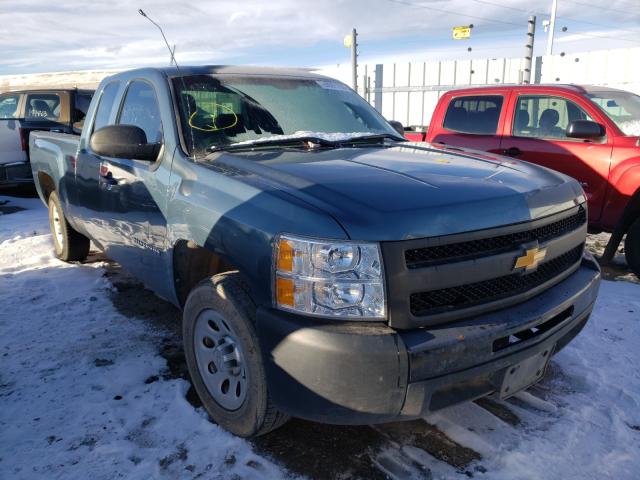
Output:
[{"xmin": 204, "ymin": 143, "xmax": 585, "ymax": 241}]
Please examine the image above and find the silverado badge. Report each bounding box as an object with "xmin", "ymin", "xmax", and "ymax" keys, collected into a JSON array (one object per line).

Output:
[{"xmin": 514, "ymin": 246, "xmax": 547, "ymax": 271}]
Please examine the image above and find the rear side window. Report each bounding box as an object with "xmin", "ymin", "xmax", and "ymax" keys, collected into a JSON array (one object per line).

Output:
[
  {"xmin": 0, "ymin": 93, "xmax": 20, "ymax": 119},
  {"xmin": 118, "ymin": 81, "xmax": 163, "ymax": 143},
  {"xmin": 443, "ymin": 95, "xmax": 503, "ymax": 135},
  {"xmin": 73, "ymin": 91, "xmax": 94, "ymax": 132},
  {"xmin": 93, "ymin": 82, "xmax": 120, "ymax": 132},
  {"xmin": 25, "ymin": 93, "xmax": 61, "ymax": 121}
]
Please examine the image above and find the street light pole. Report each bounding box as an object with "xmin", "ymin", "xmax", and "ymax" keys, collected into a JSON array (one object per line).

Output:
[
  {"xmin": 546, "ymin": 0, "xmax": 557, "ymax": 56},
  {"xmin": 523, "ymin": 16, "xmax": 536, "ymax": 84},
  {"xmin": 351, "ymin": 28, "xmax": 358, "ymax": 92}
]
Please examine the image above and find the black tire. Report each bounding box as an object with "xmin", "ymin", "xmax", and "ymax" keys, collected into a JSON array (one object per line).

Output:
[
  {"xmin": 183, "ymin": 272, "xmax": 289, "ymax": 437},
  {"xmin": 47, "ymin": 191, "xmax": 90, "ymax": 262},
  {"xmin": 624, "ymin": 217, "xmax": 640, "ymax": 277}
]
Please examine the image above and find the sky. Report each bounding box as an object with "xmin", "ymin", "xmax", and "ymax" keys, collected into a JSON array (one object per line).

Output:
[{"xmin": 0, "ymin": 0, "xmax": 639, "ymax": 75}]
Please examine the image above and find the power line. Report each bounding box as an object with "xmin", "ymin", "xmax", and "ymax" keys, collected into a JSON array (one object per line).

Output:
[
  {"xmin": 563, "ymin": 0, "xmax": 640, "ymax": 14},
  {"xmin": 469, "ymin": 0, "xmax": 640, "ymax": 36},
  {"xmin": 559, "ymin": 29, "xmax": 640, "ymax": 44},
  {"xmin": 384, "ymin": 0, "xmax": 522, "ymax": 27}
]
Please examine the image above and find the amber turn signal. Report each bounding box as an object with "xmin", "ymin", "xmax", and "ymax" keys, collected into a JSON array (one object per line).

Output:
[
  {"xmin": 276, "ymin": 277, "xmax": 295, "ymax": 307},
  {"xmin": 276, "ymin": 238, "xmax": 295, "ymax": 272}
]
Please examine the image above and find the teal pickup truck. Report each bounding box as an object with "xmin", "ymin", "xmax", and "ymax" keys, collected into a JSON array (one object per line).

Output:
[{"xmin": 29, "ymin": 66, "xmax": 600, "ymax": 437}]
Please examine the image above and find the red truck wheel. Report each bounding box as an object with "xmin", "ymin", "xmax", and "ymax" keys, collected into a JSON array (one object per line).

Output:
[{"xmin": 625, "ymin": 217, "xmax": 640, "ymax": 278}]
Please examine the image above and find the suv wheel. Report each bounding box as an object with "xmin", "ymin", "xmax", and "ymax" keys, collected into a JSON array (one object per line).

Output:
[{"xmin": 183, "ymin": 272, "xmax": 288, "ymax": 437}]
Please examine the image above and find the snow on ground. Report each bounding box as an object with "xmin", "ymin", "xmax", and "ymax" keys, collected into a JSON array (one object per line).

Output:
[
  {"xmin": 1, "ymin": 195, "xmax": 639, "ymax": 480},
  {"xmin": 0, "ymin": 196, "xmax": 290, "ymax": 480},
  {"xmin": 419, "ymin": 278, "xmax": 640, "ymax": 480}
]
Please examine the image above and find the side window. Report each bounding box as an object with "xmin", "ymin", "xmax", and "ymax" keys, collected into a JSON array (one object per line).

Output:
[
  {"xmin": 0, "ymin": 94, "xmax": 20, "ymax": 119},
  {"xmin": 73, "ymin": 91, "xmax": 94, "ymax": 132},
  {"xmin": 118, "ymin": 81, "xmax": 163, "ymax": 143},
  {"xmin": 25, "ymin": 93, "xmax": 61, "ymax": 121},
  {"xmin": 93, "ymin": 82, "xmax": 120, "ymax": 132},
  {"xmin": 442, "ymin": 95, "xmax": 503, "ymax": 135},
  {"xmin": 513, "ymin": 96, "xmax": 593, "ymax": 139}
]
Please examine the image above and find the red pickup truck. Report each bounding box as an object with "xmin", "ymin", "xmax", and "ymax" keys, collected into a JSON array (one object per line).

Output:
[{"xmin": 408, "ymin": 85, "xmax": 640, "ymax": 276}]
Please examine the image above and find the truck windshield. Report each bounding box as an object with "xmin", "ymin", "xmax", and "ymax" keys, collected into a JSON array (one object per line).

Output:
[
  {"xmin": 172, "ymin": 74, "xmax": 399, "ymax": 157},
  {"xmin": 587, "ymin": 91, "xmax": 640, "ymax": 137}
]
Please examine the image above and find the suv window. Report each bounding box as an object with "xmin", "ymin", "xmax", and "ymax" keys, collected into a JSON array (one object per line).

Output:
[
  {"xmin": 73, "ymin": 91, "xmax": 94, "ymax": 132},
  {"xmin": 513, "ymin": 95, "xmax": 593, "ymax": 139},
  {"xmin": 93, "ymin": 82, "xmax": 120, "ymax": 132},
  {"xmin": 25, "ymin": 93, "xmax": 61, "ymax": 121},
  {"xmin": 443, "ymin": 95, "xmax": 503, "ymax": 135},
  {"xmin": 0, "ymin": 93, "xmax": 20, "ymax": 119},
  {"xmin": 118, "ymin": 81, "xmax": 163, "ymax": 143}
]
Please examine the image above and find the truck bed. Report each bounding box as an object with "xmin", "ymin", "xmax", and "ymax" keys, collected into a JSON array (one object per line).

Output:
[{"xmin": 29, "ymin": 131, "xmax": 80, "ymax": 190}]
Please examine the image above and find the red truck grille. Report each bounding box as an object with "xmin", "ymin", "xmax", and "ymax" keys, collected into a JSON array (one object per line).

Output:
[
  {"xmin": 405, "ymin": 206, "xmax": 586, "ymax": 269},
  {"xmin": 409, "ymin": 244, "xmax": 584, "ymax": 317}
]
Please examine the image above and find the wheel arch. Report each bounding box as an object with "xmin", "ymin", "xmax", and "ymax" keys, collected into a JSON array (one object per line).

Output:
[
  {"xmin": 172, "ymin": 239, "xmax": 245, "ymax": 308},
  {"xmin": 36, "ymin": 171, "xmax": 56, "ymax": 203}
]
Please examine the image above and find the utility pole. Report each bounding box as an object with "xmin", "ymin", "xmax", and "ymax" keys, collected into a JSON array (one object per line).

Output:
[
  {"xmin": 546, "ymin": 0, "xmax": 557, "ymax": 56},
  {"xmin": 351, "ymin": 28, "xmax": 358, "ymax": 92},
  {"xmin": 523, "ymin": 16, "xmax": 536, "ymax": 84}
]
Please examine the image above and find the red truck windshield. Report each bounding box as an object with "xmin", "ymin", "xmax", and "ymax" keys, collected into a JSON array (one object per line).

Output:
[
  {"xmin": 172, "ymin": 74, "xmax": 397, "ymax": 157},
  {"xmin": 587, "ymin": 90, "xmax": 640, "ymax": 137}
]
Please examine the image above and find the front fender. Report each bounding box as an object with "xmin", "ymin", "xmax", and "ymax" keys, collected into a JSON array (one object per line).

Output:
[{"xmin": 165, "ymin": 154, "xmax": 348, "ymax": 307}]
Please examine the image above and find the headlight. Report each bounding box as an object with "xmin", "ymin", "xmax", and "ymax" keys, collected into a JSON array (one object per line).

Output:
[{"xmin": 273, "ymin": 234, "xmax": 386, "ymax": 319}]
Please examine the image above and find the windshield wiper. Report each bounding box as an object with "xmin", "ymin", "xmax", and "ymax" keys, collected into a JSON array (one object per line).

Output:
[
  {"xmin": 208, "ymin": 136, "xmax": 337, "ymax": 153},
  {"xmin": 334, "ymin": 133, "xmax": 406, "ymax": 146},
  {"xmin": 208, "ymin": 133, "xmax": 405, "ymax": 153}
]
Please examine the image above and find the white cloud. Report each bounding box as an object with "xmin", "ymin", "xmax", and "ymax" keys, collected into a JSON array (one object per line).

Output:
[{"xmin": 0, "ymin": 0, "xmax": 639, "ymax": 74}]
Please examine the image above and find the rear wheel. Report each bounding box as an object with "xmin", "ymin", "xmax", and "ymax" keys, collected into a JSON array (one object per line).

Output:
[
  {"xmin": 48, "ymin": 191, "xmax": 90, "ymax": 262},
  {"xmin": 624, "ymin": 217, "xmax": 640, "ymax": 277},
  {"xmin": 183, "ymin": 272, "xmax": 288, "ymax": 437}
]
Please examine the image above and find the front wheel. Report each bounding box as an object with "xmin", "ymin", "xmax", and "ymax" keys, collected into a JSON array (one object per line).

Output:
[
  {"xmin": 183, "ymin": 272, "xmax": 288, "ymax": 437},
  {"xmin": 624, "ymin": 217, "xmax": 640, "ymax": 277},
  {"xmin": 48, "ymin": 191, "xmax": 90, "ymax": 262}
]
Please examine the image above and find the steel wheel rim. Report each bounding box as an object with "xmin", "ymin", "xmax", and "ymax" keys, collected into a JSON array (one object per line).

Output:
[
  {"xmin": 50, "ymin": 202, "xmax": 64, "ymax": 248},
  {"xmin": 194, "ymin": 309, "xmax": 248, "ymax": 410}
]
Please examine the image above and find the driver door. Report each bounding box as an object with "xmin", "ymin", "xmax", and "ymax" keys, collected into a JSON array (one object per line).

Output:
[{"xmin": 94, "ymin": 80, "xmax": 171, "ymax": 294}]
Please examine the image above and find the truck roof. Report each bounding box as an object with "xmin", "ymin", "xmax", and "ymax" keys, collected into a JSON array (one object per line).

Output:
[
  {"xmin": 106, "ymin": 65, "xmax": 333, "ymax": 81},
  {"xmin": 2, "ymin": 87, "xmax": 94, "ymax": 94},
  {"xmin": 444, "ymin": 84, "xmax": 627, "ymax": 95}
]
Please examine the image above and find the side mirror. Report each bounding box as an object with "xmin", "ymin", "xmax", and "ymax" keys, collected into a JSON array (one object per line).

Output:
[
  {"xmin": 90, "ymin": 125, "xmax": 160, "ymax": 161},
  {"xmin": 566, "ymin": 120, "xmax": 605, "ymax": 140},
  {"xmin": 388, "ymin": 120, "xmax": 405, "ymax": 137}
]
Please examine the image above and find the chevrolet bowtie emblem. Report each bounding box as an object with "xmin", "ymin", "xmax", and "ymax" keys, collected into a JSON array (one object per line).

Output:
[{"xmin": 514, "ymin": 247, "xmax": 547, "ymax": 271}]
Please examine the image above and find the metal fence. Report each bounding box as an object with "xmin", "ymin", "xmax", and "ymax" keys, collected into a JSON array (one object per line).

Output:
[{"xmin": 319, "ymin": 46, "xmax": 640, "ymax": 128}]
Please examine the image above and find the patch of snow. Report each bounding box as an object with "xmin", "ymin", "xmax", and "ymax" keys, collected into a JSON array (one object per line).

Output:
[
  {"xmin": 0, "ymin": 196, "xmax": 290, "ymax": 479},
  {"xmin": 425, "ymin": 280, "xmax": 640, "ymax": 480},
  {"xmin": 222, "ymin": 131, "xmax": 391, "ymax": 147},
  {"xmin": 2, "ymin": 195, "xmax": 640, "ymax": 480}
]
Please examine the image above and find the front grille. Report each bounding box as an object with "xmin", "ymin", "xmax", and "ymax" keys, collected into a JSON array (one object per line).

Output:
[
  {"xmin": 405, "ymin": 207, "xmax": 586, "ymax": 268},
  {"xmin": 410, "ymin": 244, "xmax": 584, "ymax": 317}
]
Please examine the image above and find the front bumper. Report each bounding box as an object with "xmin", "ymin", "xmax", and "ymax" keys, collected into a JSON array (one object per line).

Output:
[
  {"xmin": 257, "ymin": 254, "xmax": 601, "ymax": 425},
  {"xmin": 0, "ymin": 161, "xmax": 33, "ymax": 186}
]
